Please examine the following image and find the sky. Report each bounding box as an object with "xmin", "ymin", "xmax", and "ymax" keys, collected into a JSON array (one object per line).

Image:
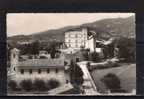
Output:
[{"xmin": 7, "ymin": 13, "xmax": 135, "ymax": 37}]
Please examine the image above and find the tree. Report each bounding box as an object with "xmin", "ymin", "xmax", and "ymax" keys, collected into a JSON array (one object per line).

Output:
[
  {"xmin": 19, "ymin": 79, "xmax": 33, "ymax": 91},
  {"xmin": 101, "ymin": 73, "xmax": 126, "ymax": 92},
  {"xmin": 69, "ymin": 60, "xmax": 84, "ymax": 86},
  {"xmin": 46, "ymin": 79, "xmax": 60, "ymax": 90},
  {"xmin": 8, "ymin": 80, "xmax": 18, "ymax": 91},
  {"xmin": 30, "ymin": 40, "xmax": 40, "ymax": 55},
  {"xmin": 116, "ymin": 37, "xmax": 136, "ymax": 62},
  {"xmin": 90, "ymin": 51, "xmax": 101, "ymax": 62},
  {"xmin": 16, "ymin": 40, "xmax": 40, "ymax": 55},
  {"xmin": 49, "ymin": 41, "xmax": 58, "ymax": 58},
  {"xmin": 33, "ymin": 79, "xmax": 47, "ymax": 91},
  {"xmin": 80, "ymin": 47, "xmax": 89, "ymax": 61}
]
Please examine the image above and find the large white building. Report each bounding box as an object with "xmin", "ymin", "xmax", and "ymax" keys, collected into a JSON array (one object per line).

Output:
[
  {"xmin": 64, "ymin": 27, "xmax": 96, "ymax": 52},
  {"xmin": 10, "ymin": 48, "xmax": 69, "ymax": 84}
]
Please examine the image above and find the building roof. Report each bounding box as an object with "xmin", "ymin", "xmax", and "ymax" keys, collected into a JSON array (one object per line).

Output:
[
  {"xmin": 64, "ymin": 26, "xmax": 88, "ymax": 33},
  {"xmin": 18, "ymin": 58, "xmax": 64, "ymax": 68}
]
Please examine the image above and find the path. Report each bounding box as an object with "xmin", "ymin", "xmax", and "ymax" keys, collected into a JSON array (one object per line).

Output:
[{"xmin": 77, "ymin": 61, "xmax": 100, "ymax": 95}]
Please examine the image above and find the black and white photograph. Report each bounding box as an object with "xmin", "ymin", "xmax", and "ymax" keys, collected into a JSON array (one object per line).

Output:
[{"xmin": 7, "ymin": 13, "xmax": 136, "ymax": 96}]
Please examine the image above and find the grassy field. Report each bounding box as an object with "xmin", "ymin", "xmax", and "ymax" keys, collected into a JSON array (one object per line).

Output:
[{"xmin": 91, "ymin": 63, "xmax": 136, "ymax": 93}]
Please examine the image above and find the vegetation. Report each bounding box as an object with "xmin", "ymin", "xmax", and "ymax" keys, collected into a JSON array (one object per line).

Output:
[
  {"xmin": 48, "ymin": 41, "xmax": 58, "ymax": 58},
  {"xmin": 19, "ymin": 40, "xmax": 40, "ymax": 55},
  {"xmin": 8, "ymin": 78, "xmax": 62, "ymax": 93},
  {"xmin": 101, "ymin": 73, "xmax": 121, "ymax": 90},
  {"xmin": 33, "ymin": 79, "xmax": 47, "ymax": 91},
  {"xmin": 101, "ymin": 73, "xmax": 126, "ymax": 93},
  {"xmin": 8, "ymin": 80, "xmax": 18, "ymax": 91},
  {"xmin": 69, "ymin": 60, "xmax": 84, "ymax": 87},
  {"xmin": 80, "ymin": 47, "xmax": 89, "ymax": 61},
  {"xmin": 19, "ymin": 79, "xmax": 33, "ymax": 91},
  {"xmin": 46, "ymin": 79, "xmax": 60, "ymax": 90},
  {"xmin": 8, "ymin": 16, "xmax": 135, "ymax": 42},
  {"xmin": 90, "ymin": 51, "xmax": 101, "ymax": 62},
  {"xmin": 116, "ymin": 37, "xmax": 135, "ymax": 62}
]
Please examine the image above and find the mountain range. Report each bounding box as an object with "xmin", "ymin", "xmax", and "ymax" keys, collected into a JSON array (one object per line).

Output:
[{"xmin": 8, "ymin": 16, "xmax": 135, "ymax": 43}]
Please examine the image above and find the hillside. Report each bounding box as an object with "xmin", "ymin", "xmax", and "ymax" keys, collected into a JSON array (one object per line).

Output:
[{"xmin": 8, "ymin": 16, "xmax": 135, "ymax": 42}]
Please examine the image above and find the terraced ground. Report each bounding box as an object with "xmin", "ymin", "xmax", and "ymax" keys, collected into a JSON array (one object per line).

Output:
[{"xmin": 91, "ymin": 63, "xmax": 136, "ymax": 93}]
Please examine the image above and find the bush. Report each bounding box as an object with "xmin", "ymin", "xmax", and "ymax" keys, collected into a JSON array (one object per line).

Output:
[
  {"xmin": 33, "ymin": 79, "xmax": 47, "ymax": 91},
  {"xmin": 90, "ymin": 52, "xmax": 101, "ymax": 62},
  {"xmin": 116, "ymin": 37, "xmax": 136, "ymax": 62},
  {"xmin": 69, "ymin": 61, "xmax": 84, "ymax": 86},
  {"xmin": 46, "ymin": 79, "xmax": 60, "ymax": 90},
  {"xmin": 19, "ymin": 79, "xmax": 33, "ymax": 91},
  {"xmin": 8, "ymin": 80, "xmax": 18, "ymax": 91},
  {"xmin": 101, "ymin": 73, "xmax": 121, "ymax": 91}
]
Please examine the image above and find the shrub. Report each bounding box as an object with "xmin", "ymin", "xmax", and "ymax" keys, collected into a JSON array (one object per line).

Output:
[
  {"xmin": 46, "ymin": 79, "xmax": 60, "ymax": 90},
  {"xmin": 8, "ymin": 80, "xmax": 18, "ymax": 91},
  {"xmin": 90, "ymin": 52, "xmax": 101, "ymax": 62},
  {"xmin": 19, "ymin": 79, "xmax": 33, "ymax": 91},
  {"xmin": 116, "ymin": 37, "xmax": 136, "ymax": 62},
  {"xmin": 33, "ymin": 79, "xmax": 47, "ymax": 91},
  {"xmin": 69, "ymin": 61, "xmax": 84, "ymax": 86},
  {"xmin": 101, "ymin": 73, "xmax": 121, "ymax": 92}
]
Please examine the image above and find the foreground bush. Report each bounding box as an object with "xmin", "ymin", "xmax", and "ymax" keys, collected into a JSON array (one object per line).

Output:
[
  {"xmin": 33, "ymin": 79, "xmax": 47, "ymax": 91},
  {"xmin": 101, "ymin": 73, "xmax": 122, "ymax": 92},
  {"xmin": 8, "ymin": 80, "xmax": 19, "ymax": 91},
  {"xmin": 69, "ymin": 60, "xmax": 84, "ymax": 86},
  {"xmin": 19, "ymin": 79, "xmax": 33, "ymax": 91},
  {"xmin": 46, "ymin": 79, "xmax": 60, "ymax": 90}
]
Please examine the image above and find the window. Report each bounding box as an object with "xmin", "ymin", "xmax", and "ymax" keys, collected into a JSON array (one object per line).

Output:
[
  {"xmin": 29, "ymin": 69, "xmax": 32, "ymax": 74},
  {"xmin": 38, "ymin": 69, "xmax": 41, "ymax": 74},
  {"xmin": 66, "ymin": 80, "xmax": 69, "ymax": 84},
  {"xmin": 65, "ymin": 39, "xmax": 69, "ymax": 43},
  {"xmin": 69, "ymin": 39, "xmax": 71, "ymax": 43},
  {"xmin": 69, "ymin": 44, "xmax": 71, "ymax": 47},
  {"xmin": 47, "ymin": 69, "xmax": 50, "ymax": 73},
  {"xmin": 13, "ymin": 67, "xmax": 15, "ymax": 71},
  {"xmin": 78, "ymin": 34, "xmax": 82, "ymax": 38},
  {"xmin": 70, "ymin": 34, "xmax": 75, "ymax": 38},
  {"xmin": 71, "ymin": 39, "xmax": 75, "ymax": 43},
  {"xmin": 76, "ymin": 58, "xmax": 80, "ymax": 62},
  {"xmin": 13, "ymin": 54, "xmax": 15, "ymax": 58},
  {"xmin": 55, "ymin": 69, "xmax": 58, "ymax": 73},
  {"xmin": 65, "ymin": 34, "xmax": 69, "ymax": 37},
  {"xmin": 20, "ymin": 69, "xmax": 24, "ymax": 74}
]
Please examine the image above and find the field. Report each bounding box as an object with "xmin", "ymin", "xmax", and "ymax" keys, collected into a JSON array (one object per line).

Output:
[{"xmin": 91, "ymin": 63, "xmax": 136, "ymax": 93}]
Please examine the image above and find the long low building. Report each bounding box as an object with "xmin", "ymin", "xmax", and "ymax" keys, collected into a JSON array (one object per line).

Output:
[{"xmin": 10, "ymin": 48, "xmax": 69, "ymax": 84}]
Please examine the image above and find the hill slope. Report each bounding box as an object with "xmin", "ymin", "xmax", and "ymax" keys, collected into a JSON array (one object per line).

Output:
[{"xmin": 8, "ymin": 16, "xmax": 135, "ymax": 42}]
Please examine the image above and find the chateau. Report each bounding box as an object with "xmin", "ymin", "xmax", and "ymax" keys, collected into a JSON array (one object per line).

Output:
[{"xmin": 64, "ymin": 27, "xmax": 96, "ymax": 52}]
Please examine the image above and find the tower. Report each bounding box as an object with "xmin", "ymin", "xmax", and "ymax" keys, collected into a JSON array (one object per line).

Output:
[
  {"xmin": 82, "ymin": 27, "xmax": 88, "ymax": 47},
  {"xmin": 10, "ymin": 48, "xmax": 19, "ymax": 73}
]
